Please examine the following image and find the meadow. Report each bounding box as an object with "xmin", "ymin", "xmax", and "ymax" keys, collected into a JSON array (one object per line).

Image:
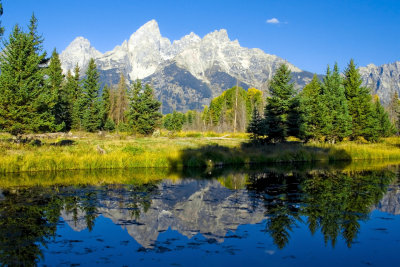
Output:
[{"xmin": 1, "ymin": 131, "xmax": 400, "ymax": 173}]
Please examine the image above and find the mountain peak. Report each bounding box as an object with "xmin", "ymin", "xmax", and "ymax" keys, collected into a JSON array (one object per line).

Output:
[
  {"xmin": 204, "ymin": 29, "xmax": 230, "ymax": 43},
  {"xmin": 71, "ymin": 36, "xmax": 90, "ymax": 44},
  {"xmin": 64, "ymin": 36, "xmax": 94, "ymax": 51},
  {"xmin": 133, "ymin": 19, "xmax": 161, "ymax": 37},
  {"xmin": 60, "ymin": 36, "xmax": 102, "ymax": 74}
]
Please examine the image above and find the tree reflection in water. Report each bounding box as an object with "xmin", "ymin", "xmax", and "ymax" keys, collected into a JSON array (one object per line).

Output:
[
  {"xmin": 247, "ymin": 169, "xmax": 395, "ymax": 249},
  {"xmin": 0, "ymin": 166, "xmax": 397, "ymax": 265},
  {"xmin": 0, "ymin": 188, "xmax": 62, "ymax": 266}
]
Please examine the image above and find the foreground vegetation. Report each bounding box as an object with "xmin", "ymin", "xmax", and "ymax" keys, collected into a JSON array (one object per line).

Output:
[{"xmin": 1, "ymin": 132, "xmax": 400, "ymax": 173}]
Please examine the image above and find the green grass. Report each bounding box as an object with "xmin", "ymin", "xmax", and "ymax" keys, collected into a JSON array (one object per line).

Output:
[{"xmin": 1, "ymin": 132, "xmax": 400, "ymax": 173}]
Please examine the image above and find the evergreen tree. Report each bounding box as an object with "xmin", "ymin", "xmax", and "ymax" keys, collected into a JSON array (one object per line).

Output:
[
  {"xmin": 128, "ymin": 80, "xmax": 162, "ymax": 135},
  {"xmin": 321, "ymin": 64, "xmax": 352, "ymax": 142},
  {"xmin": 163, "ymin": 111, "xmax": 186, "ymax": 132},
  {"xmin": 81, "ymin": 59, "xmax": 102, "ymax": 132},
  {"xmin": 287, "ymin": 95, "xmax": 303, "ymax": 139},
  {"xmin": 300, "ymin": 74, "xmax": 327, "ymax": 141},
  {"xmin": 186, "ymin": 110, "xmax": 194, "ymax": 126},
  {"xmin": 372, "ymin": 95, "xmax": 394, "ymax": 138},
  {"xmin": 67, "ymin": 65, "xmax": 84, "ymax": 130},
  {"xmin": 343, "ymin": 59, "xmax": 375, "ymax": 140},
  {"xmin": 247, "ymin": 107, "xmax": 264, "ymax": 142},
  {"xmin": 0, "ymin": 16, "xmax": 57, "ymax": 135},
  {"xmin": 48, "ymin": 49, "xmax": 71, "ymax": 131},
  {"xmin": 264, "ymin": 64, "xmax": 298, "ymax": 143},
  {"xmin": 72, "ymin": 64, "xmax": 81, "ymax": 101}
]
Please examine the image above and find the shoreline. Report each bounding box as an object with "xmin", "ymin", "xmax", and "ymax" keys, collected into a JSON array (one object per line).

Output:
[{"xmin": 1, "ymin": 132, "xmax": 400, "ymax": 174}]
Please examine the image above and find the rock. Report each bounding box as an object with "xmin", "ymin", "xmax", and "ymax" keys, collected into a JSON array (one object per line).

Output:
[
  {"xmin": 96, "ymin": 145, "xmax": 106, "ymax": 154},
  {"xmin": 359, "ymin": 61, "xmax": 400, "ymax": 105},
  {"xmin": 50, "ymin": 139, "xmax": 75, "ymax": 146}
]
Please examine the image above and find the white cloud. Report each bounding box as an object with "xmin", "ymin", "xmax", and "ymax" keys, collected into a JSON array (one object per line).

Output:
[{"xmin": 266, "ymin": 18, "xmax": 280, "ymax": 24}]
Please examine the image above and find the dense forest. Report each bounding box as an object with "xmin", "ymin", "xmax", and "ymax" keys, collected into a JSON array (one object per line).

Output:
[{"xmin": 0, "ymin": 13, "xmax": 398, "ymax": 143}]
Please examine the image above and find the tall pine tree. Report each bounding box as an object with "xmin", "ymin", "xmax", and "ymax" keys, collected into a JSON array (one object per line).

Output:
[
  {"xmin": 67, "ymin": 65, "xmax": 84, "ymax": 130},
  {"xmin": 300, "ymin": 74, "xmax": 327, "ymax": 141},
  {"xmin": 247, "ymin": 107, "xmax": 264, "ymax": 142},
  {"xmin": 128, "ymin": 80, "xmax": 162, "ymax": 135},
  {"xmin": 372, "ymin": 95, "xmax": 394, "ymax": 139},
  {"xmin": 321, "ymin": 64, "xmax": 352, "ymax": 142},
  {"xmin": 48, "ymin": 48, "xmax": 71, "ymax": 131},
  {"xmin": 81, "ymin": 59, "xmax": 102, "ymax": 132},
  {"xmin": 263, "ymin": 64, "xmax": 297, "ymax": 143},
  {"xmin": 343, "ymin": 59, "xmax": 375, "ymax": 140},
  {"xmin": 0, "ymin": 15, "xmax": 57, "ymax": 135}
]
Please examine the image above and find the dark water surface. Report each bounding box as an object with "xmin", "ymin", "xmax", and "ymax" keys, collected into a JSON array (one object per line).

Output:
[{"xmin": 1, "ymin": 164, "xmax": 400, "ymax": 266}]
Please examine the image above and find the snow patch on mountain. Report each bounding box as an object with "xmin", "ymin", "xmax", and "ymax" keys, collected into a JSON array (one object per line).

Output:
[{"xmin": 60, "ymin": 37, "xmax": 102, "ymax": 74}]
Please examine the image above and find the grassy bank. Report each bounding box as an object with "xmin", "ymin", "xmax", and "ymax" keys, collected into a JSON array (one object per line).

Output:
[{"xmin": 1, "ymin": 132, "xmax": 400, "ymax": 173}]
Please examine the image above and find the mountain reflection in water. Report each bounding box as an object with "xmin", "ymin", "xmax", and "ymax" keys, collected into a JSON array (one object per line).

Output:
[{"xmin": 0, "ymin": 165, "xmax": 399, "ymax": 266}]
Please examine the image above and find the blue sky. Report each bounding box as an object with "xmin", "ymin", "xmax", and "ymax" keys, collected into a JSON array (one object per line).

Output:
[{"xmin": 2, "ymin": 0, "xmax": 399, "ymax": 74}]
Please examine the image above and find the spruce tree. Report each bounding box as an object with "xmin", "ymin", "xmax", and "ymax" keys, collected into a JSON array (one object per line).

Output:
[
  {"xmin": 264, "ymin": 64, "xmax": 297, "ymax": 143},
  {"xmin": 72, "ymin": 64, "xmax": 81, "ymax": 101},
  {"xmin": 128, "ymin": 80, "xmax": 162, "ymax": 135},
  {"xmin": 300, "ymin": 74, "xmax": 327, "ymax": 141},
  {"xmin": 287, "ymin": 95, "xmax": 303, "ymax": 139},
  {"xmin": 321, "ymin": 64, "xmax": 352, "ymax": 142},
  {"xmin": 343, "ymin": 59, "xmax": 375, "ymax": 140},
  {"xmin": 67, "ymin": 65, "xmax": 84, "ymax": 130},
  {"xmin": 373, "ymin": 95, "xmax": 394, "ymax": 138},
  {"xmin": 81, "ymin": 59, "xmax": 102, "ymax": 132},
  {"xmin": 48, "ymin": 49, "xmax": 71, "ymax": 131},
  {"xmin": 247, "ymin": 107, "xmax": 264, "ymax": 142},
  {"xmin": 0, "ymin": 16, "xmax": 57, "ymax": 135}
]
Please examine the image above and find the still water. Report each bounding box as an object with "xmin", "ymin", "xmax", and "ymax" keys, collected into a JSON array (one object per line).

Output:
[{"xmin": 0, "ymin": 163, "xmax": 399, "ymax": 266}]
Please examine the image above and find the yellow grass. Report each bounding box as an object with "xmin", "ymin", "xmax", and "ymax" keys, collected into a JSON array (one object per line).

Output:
[{"xmin": 0, "ymin": 132, "xmax": 400, "ymax": 173}]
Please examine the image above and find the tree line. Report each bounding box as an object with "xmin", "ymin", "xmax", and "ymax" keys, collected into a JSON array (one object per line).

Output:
[
  {"xmin": 162, "ymin": 87, "xmax": 264, "ymax": 133},
  {"xmin": 247, "ymin": 62, "xmax": 396, "ymax": 143},
  {"xmin": 0, "ymin": 15, "xmax": 161, "ymax": 136}
]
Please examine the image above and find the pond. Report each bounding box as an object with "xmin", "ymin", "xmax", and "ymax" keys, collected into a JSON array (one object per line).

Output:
[{"xmin": 0, "ymin": 162, "xmax": 399, "ymax": 266}]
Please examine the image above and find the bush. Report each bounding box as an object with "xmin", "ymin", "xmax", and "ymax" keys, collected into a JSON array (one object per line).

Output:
[{"xmin": 104, "ymin": 119, "xmax": 116, "ymax": 131}]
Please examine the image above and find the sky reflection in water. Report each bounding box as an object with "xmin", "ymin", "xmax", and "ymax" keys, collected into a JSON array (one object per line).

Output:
[{"xmin": 0, "ymin": 164, "xmax": 399, "ymax": 266}]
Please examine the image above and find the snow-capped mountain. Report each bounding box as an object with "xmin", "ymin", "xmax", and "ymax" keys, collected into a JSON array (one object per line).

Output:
[
  {"xmin": 60, "ymin": 20, "xmax": 399, "ymax": 113},
  {"xmin": 59, "ymin": 36, "xmax": 102, "ymax": 73}
]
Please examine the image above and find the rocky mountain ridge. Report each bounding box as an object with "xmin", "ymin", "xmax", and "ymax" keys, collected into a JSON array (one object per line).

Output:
[
  {"xmin": 61, "ymin": 179, "xmax": 266, "ymax": 248},
  {"xmin": 60, "ymin": 20, "xmax": 400, "ymax": 112},
  {"xmin": 359, "ymin": 61, "xmax": 400, "ymax": 105}
]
